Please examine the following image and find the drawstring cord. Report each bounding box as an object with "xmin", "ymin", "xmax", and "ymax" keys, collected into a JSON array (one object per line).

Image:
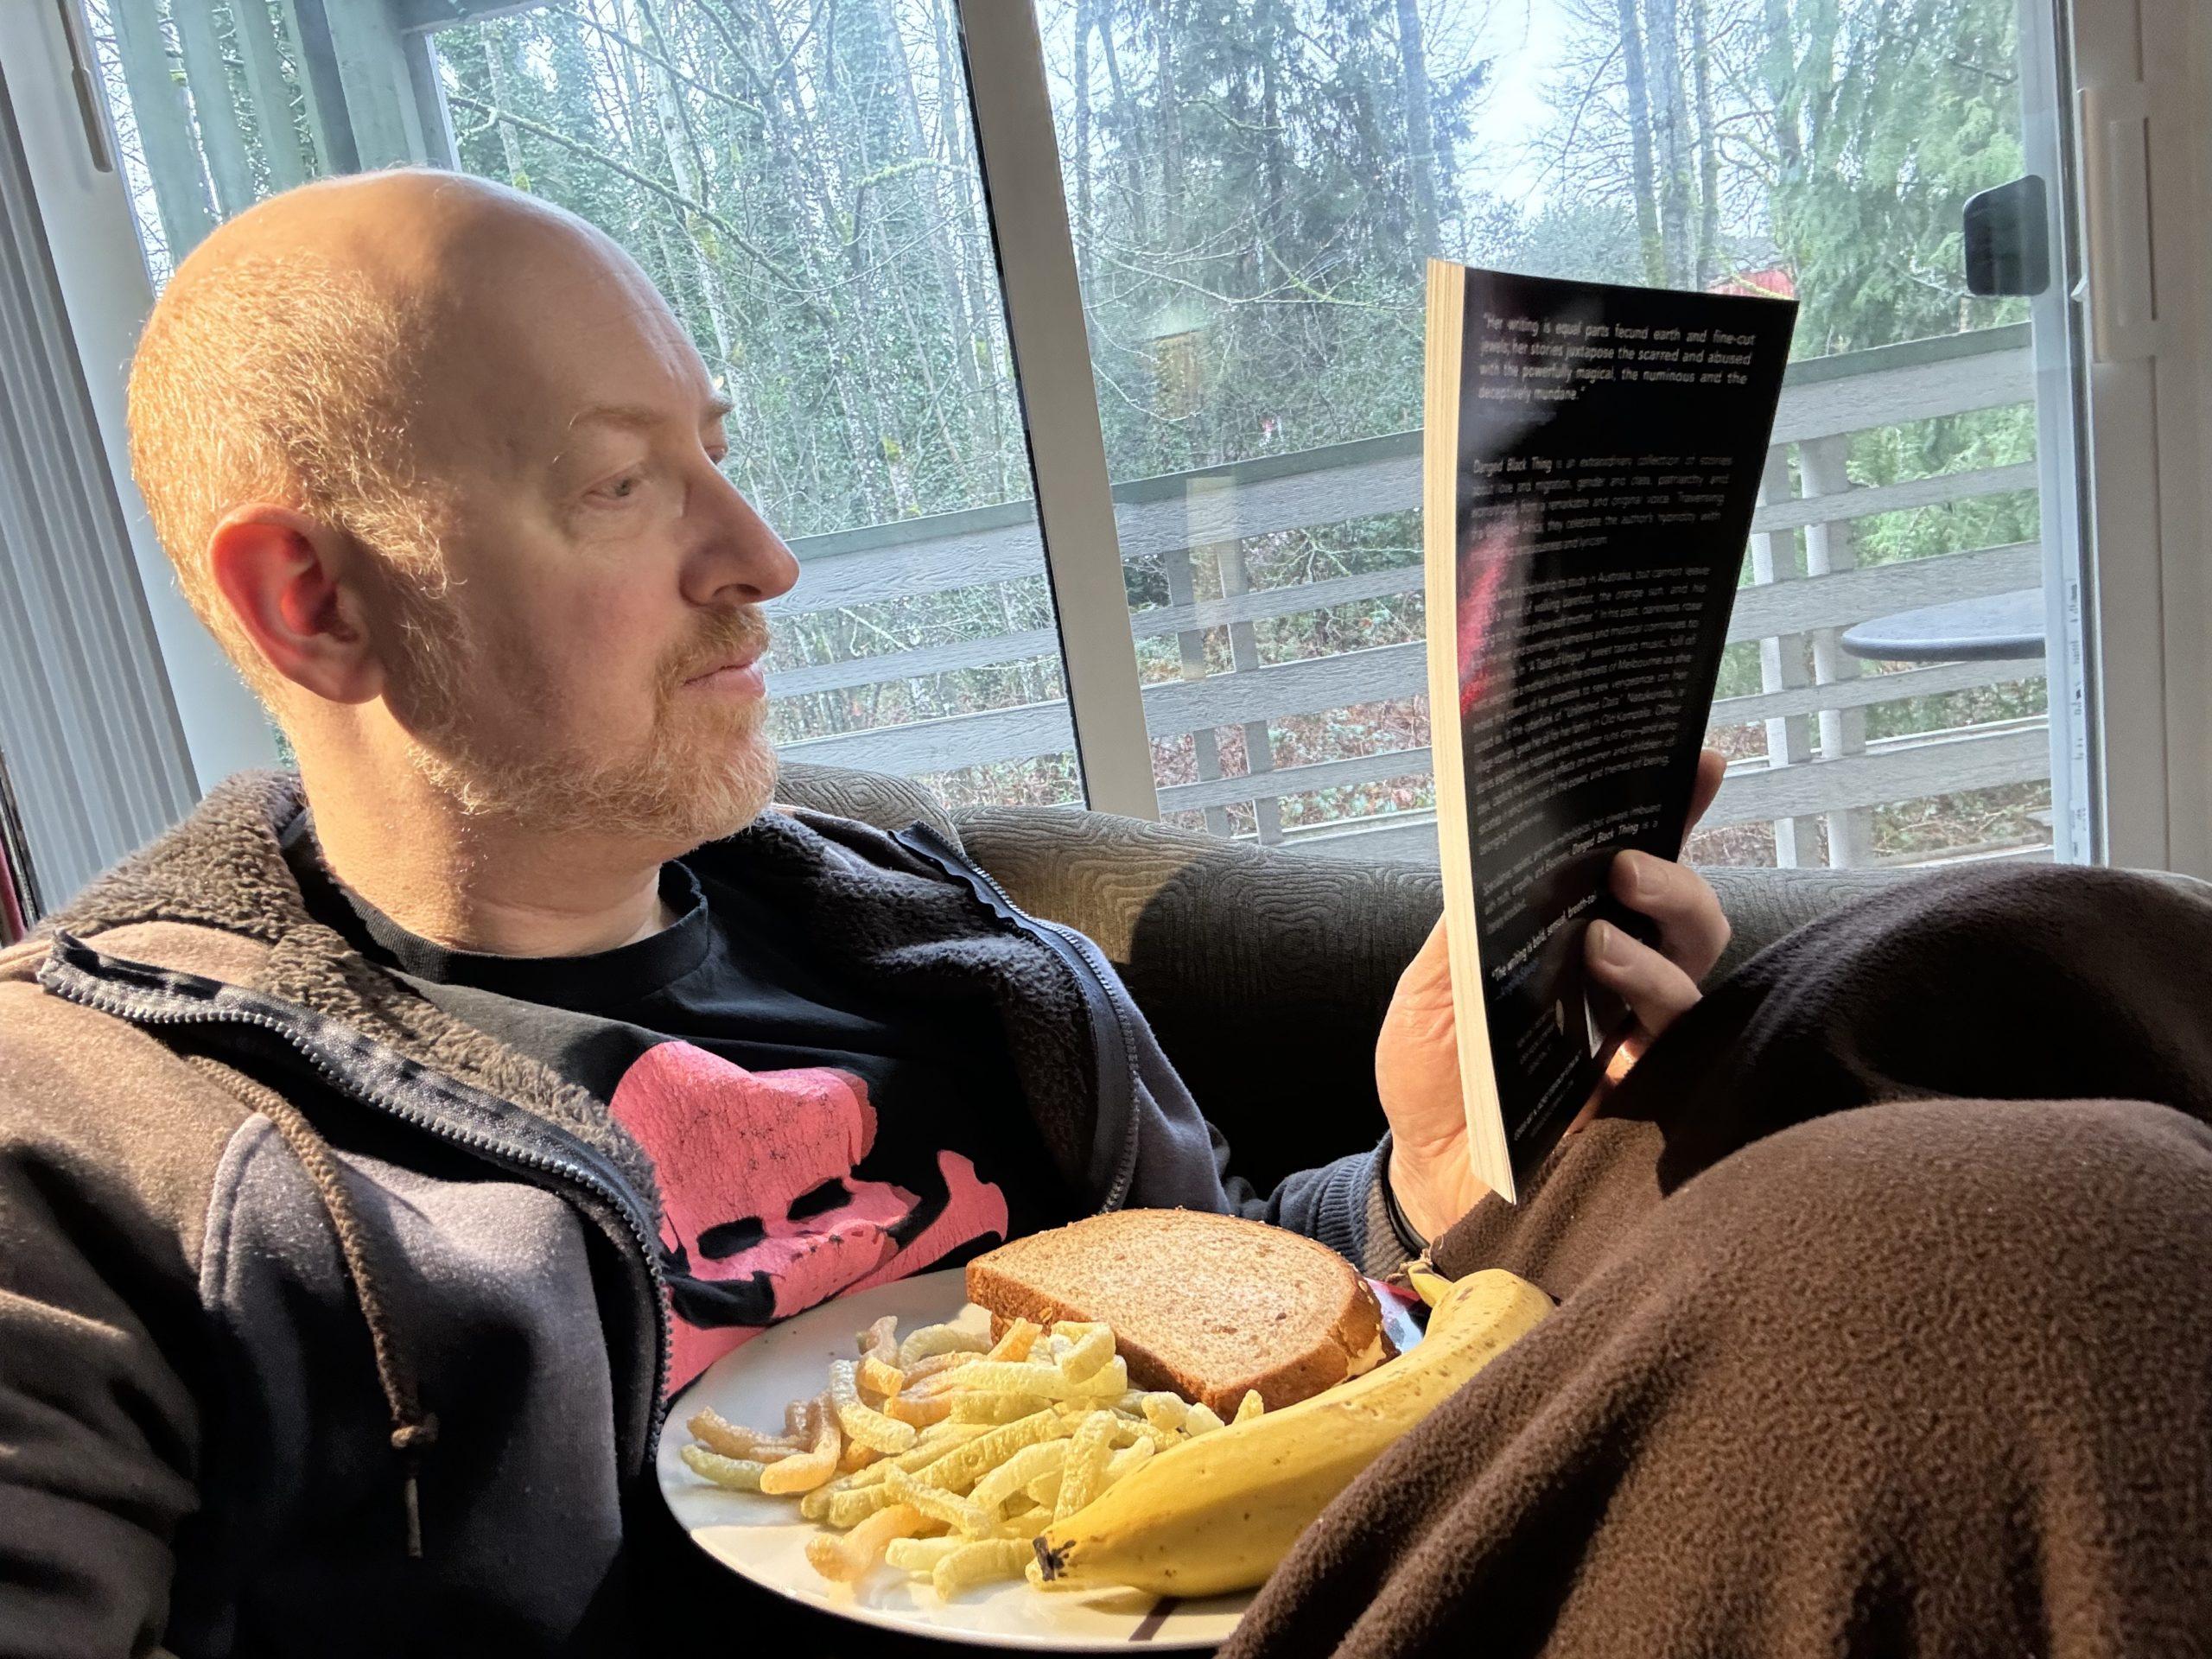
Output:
[{"xmin": 186, "ymin": 1054, "xmax": 440, "ymax": 1560}]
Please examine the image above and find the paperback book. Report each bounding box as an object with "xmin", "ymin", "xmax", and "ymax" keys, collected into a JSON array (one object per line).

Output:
[{"xmin": 1422, "ymin": 260, "xmax": 1796, "ymax": 1202}]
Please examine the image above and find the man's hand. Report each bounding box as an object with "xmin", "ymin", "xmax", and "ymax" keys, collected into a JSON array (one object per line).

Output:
[{"xmin": 1376, "ymin": 748, "xmax": 1732, "ymax": 1241}]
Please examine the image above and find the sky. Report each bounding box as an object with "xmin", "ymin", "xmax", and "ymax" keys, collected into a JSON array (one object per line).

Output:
[
  {"xmin": 100, "ymin": 0, "xmax": 1591, "ymax": 292},
  {"xmin": 1459, "ymin": 0, "xmax": 1579, "ymax": 209}
]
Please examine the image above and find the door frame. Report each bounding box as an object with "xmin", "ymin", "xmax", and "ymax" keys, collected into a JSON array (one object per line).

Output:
[{"xmin": 2066, "ymin": 0, "xmax": 2210, "ymax": 874}]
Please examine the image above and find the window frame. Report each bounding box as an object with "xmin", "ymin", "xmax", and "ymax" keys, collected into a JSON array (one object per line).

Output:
[
  {"xmin": 0, "ymin": 0, "xmax": 280, "ymax": 811},
  {"xmin": 940, "ymin": 2, "xmax": 1157, "ymax": 818},
  {"xmin": 3, "ymin": 0, "xmax": 2208, "ymax": 893},
  {"xmin": 2063, "ymin": 0, "xmax": 2212, "ymax": 874}
]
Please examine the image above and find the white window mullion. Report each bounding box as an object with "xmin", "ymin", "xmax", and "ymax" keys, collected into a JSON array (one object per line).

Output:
[
  {"xmin": 0, "ymin": 38, "xmax": 214, "ymax": 906},
  {"xmin": 0, "ymin": 0, "xmax": 279, "ymax": 818},
  {"xmin": 953, "ymin": 0, "xmax": 1159, "ymax": 822},
  {"xmin": 2069, "ymin": 0, "xmax": 2209, "ymax": 878},
  {"xmin": 2138, "ymin": 0, "xmax": 2211, "ymax": 878}
]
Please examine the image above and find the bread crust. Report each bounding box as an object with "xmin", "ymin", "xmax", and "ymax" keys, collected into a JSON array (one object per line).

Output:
[{"xmin": 964, "ymin": 1211, "xmax": 1393, "ymax": 1414}]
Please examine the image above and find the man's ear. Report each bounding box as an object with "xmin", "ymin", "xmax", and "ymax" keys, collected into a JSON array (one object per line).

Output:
[{"xmin": 207, "ymin": 505, "xmax": 385, "ymax": 705}]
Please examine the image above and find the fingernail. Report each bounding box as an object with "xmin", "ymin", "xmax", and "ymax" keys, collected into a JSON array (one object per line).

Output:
[
  {"xmin": 1591, "ymin": 920, "xmax": 1625, "ymax": 966},
  {"xmin": 1616, "ymin": 853, "xmax": 1643, "ymax": 899}
]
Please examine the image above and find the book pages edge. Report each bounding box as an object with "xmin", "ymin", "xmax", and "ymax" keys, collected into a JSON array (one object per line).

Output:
[{"xmin": 1421, "ymin": 258, "xmax": 1516, "ymax": 1208}]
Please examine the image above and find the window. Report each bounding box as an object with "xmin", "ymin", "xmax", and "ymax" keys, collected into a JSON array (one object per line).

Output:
[
  {"xmin": 32, "ymin": 0, "xmax": 2162, "ymax": 879},
  {"xmin": 83, "ymin": 0, "xmax": 1079, "ymax": 812},
  {"xmin": 1036, "ymin": 0, "xmax": 2082, "ymax": 868}
]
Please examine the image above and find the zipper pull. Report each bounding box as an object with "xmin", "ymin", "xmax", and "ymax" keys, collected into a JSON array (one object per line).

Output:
[{"xmin": 391, "ymin": 1415, "xmax": 439, "ymax": 1560}]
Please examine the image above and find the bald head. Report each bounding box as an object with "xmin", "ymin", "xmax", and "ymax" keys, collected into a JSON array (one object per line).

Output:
[
  {"xmin": 127, "ymin": 167, "xmax": 794, "ymax": 856},
  {"xmin": 126, "ymin": 170, "xmax": 653, "ymax": 696},
  {"xmin": 171, "ymin": 167, "xmax": 581, "ymax": 298}
]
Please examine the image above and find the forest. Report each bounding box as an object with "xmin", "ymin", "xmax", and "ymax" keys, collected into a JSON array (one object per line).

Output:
[{"xmin": 99, "ymin": 0, "xmax": 2051, "ymax": 864}]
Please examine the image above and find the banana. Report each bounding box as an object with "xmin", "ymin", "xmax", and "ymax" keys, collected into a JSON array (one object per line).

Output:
[
  {"xmin": 1406, "ymin": 1253, "xmax": 1455, "ymax": 1309},
  {"xmin": 1031, "ymin": 1268, "xmax": 1552, "ymax": 1599}
]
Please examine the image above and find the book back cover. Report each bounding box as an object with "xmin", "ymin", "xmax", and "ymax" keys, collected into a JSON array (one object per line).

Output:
[{"xmin": 1425, "ymin": 261, "xmax": 1796, "ymax": 1200}]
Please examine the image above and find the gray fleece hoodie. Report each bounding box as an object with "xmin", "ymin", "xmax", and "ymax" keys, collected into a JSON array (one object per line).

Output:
[{"xmin": 0, "ymin": 772, "xmax": 1409, "ymax": 1657}]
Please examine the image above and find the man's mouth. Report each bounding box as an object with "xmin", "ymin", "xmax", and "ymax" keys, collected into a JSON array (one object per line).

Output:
[{"xmin": 681, "ymin": 653, "xmax": 766, "ymax": 698}]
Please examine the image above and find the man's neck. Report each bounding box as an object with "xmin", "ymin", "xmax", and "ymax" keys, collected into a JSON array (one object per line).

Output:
[{"xmin": 300, "ymin": 762, "xmax": 683, "ymax": 959}]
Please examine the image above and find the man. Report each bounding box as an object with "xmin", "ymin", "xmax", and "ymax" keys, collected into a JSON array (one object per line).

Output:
[
  {"xmin": 7, "ymin": 171, "xmax": 2210, "ymax": 1658},
  {"xmin": 0, "ymin": 171, "xmax": 1723, "ymax": 1653}
]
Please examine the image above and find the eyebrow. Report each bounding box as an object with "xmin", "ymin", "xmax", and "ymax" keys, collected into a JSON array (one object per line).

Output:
[{"xmin": 565, "ymin": 395, "xmax": 735, "ymax": 435}]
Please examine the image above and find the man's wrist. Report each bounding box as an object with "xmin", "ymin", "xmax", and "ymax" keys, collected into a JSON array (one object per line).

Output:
[
  {"xmin": 1385, "ymin": 1135, "xmax": 1486, "ymax": 1243},
  {"xmin": 1377, "ymin": 1137, "xmax": 1429, "ymax": 1254}
]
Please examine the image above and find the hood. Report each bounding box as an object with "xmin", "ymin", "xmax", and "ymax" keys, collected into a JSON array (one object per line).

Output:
[
  {"xmin": 27, "ymin": 770, "xmax": 660, "ymax": 1201},
  {"xmin": 28, "ymin": 768, "xmax": 1111, "ymax": 1204}
]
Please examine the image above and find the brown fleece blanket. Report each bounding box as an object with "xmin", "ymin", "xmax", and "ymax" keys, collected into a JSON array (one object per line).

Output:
[{"xmin": 1225, "ymin": 863, "xmax": 2212, "ymax": 1658}]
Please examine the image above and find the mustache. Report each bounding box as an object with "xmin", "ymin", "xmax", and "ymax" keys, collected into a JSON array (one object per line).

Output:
[{"xmin": 664, "ymin": 607, "xmax": 772, "ymax": 690}]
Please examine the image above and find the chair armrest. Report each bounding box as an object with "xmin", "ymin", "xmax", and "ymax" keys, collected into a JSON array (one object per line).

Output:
[
  {"xmin": 773, "ymin": 761, "xmax": 964, "ymax": 848},
  {"xmin": 956, "ymin": 804, "xmax": 1936, "ymax": 1193},
  {"xmin": 954, "ymin": 806, "xmax": 1433, "ymax": 1194}
]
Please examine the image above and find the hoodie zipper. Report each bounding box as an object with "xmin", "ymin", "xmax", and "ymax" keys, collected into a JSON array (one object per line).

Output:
[
  {"xmin": 41, "ymin": 816, "xmax": 1147, "ymax": 1460},
  {"xmin": 893, "ymin": 823, "xmax": 1147, "ymax": 1211},
  {"xmin": 38, "ymin": 941, "xmax": 675, "ymax": 1459}
]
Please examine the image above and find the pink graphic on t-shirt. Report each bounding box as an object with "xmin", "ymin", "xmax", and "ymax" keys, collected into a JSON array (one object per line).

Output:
[
  {"xmin": 607, "ymin": 1039, "xmax": 1009, "ymax": 1389},
  {"xmin": 847, "ymin": 1149, "xmax": 1008, "ymax": 1298}
]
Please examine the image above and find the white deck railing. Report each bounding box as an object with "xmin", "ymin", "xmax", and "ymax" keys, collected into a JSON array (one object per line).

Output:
[
  {"xmin": 770, "ymin": 324, "xmax": 2047, "ymax": 867},
  {"xmin": 120, "ymin": 7, "xmax": 2047, "ymax": 869}
]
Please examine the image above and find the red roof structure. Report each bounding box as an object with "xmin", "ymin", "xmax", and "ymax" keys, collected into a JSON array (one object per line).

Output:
[{"xmin": 1712, "ymin": 266, "xmax": 1797, "ymax": 300}]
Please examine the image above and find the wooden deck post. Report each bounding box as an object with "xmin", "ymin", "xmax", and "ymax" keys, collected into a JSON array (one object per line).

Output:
[
  {"xmin": 1211, "ymin": 529, "xmax": 1284, "ymax": 846},
  {"xmin": 232, "ymin": 0, "xmax": 313, "ymax": 191},
  {"xmin": 315, "ymin": 0, "xmax": 427, "ymax": 168},
  {"xmin": 276, "ymin": 0, "xmax": 354, "ymax": 173},
  {"xmin": 169, "ymin": 0, "xmax": 256, "ymax": 217},
  {"xmin": 1162, "ymin": 543, "xmax": 1231, "ymax": 837},
  {"xmin": 1799, "ymin": 435, "xmax": 1873, "ymax": 865},
  {"xmin": 1749, "ymin": 448, "xmax": 1818, "ymax": 866}
]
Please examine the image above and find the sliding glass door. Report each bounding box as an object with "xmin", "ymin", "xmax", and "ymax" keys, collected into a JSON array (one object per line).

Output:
[
  {"xmin": 23, "ymin": 0, "xmax": 2162, "ymax": 879},
  {"xmin": 1031, "ymin": 0, "xmax": 2094, "ymax": 869}
]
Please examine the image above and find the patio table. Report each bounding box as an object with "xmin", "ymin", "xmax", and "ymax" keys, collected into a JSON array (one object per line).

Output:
[{"xmin": 1838, "ymin": 587, "xmax": 2046, "ymax": 664}]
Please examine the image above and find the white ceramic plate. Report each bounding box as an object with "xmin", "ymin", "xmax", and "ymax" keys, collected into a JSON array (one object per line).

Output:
[{"xmin": 656, "ymin": 1269, "xmax": 1254, "ymax": 1650}]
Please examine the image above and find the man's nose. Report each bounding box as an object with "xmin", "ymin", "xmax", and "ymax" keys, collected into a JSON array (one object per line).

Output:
[{"xmin": 685, "ymin": 465, "xmax": 799, "ymax": 607}]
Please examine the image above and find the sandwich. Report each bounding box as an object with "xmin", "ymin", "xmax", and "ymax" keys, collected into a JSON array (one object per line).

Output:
[{"xmin": 963, "ymin": 1209, "xmax": 1395, "ymax": 1415}]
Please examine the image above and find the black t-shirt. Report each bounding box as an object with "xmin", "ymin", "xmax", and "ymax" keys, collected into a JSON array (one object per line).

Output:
[{"xmin": 281, "ymin": 817, "xmax": 1073, "ymax": 1392}]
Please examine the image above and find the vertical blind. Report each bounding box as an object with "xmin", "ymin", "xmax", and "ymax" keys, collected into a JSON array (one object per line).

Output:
[{"xmin": 0, "ymin": 68, "xmax": 199, "ymax": 906}]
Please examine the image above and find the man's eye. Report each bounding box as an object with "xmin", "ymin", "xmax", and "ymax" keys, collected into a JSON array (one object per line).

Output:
[{"xmin": 593, "ymin": 472, "xmax": 645, "ymax": 502}]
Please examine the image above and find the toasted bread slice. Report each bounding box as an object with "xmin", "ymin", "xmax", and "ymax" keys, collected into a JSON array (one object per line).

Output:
[{"xmin": 963, "ymin": 1210, "xmax": 1395, "ymax": 1414}]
